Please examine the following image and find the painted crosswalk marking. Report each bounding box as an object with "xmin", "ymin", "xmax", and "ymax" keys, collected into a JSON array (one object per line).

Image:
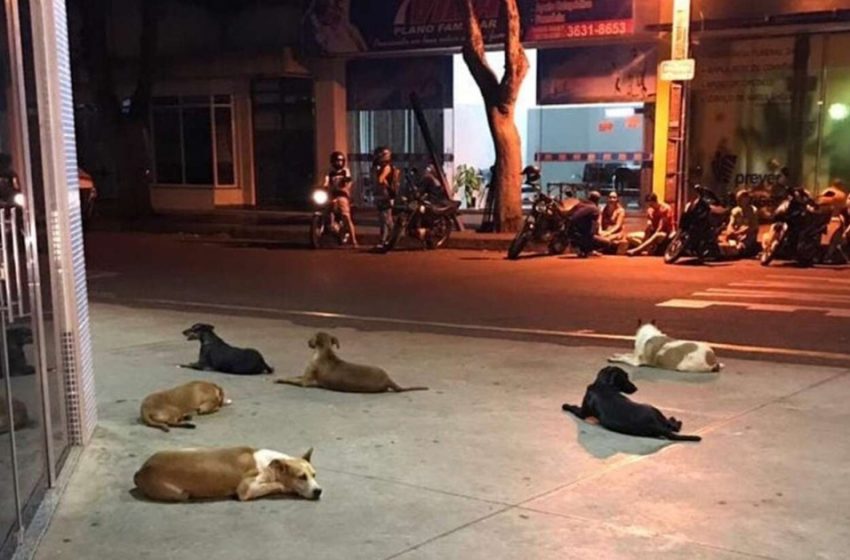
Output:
[{"xmin": 657, "ymin": 275, "xmax": 850, "ymax": 317}]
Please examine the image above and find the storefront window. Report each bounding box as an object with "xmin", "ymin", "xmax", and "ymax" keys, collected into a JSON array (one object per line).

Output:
[
  {"xmin": 688, "ymin": 34, "xmax": 823, "ymax": 214},
  {"xmin": 151, "ymin": 95, "xmax": 236, "ymax": 187}
]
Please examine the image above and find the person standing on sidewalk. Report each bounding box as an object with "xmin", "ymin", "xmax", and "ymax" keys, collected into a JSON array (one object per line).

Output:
[{"xmin": 372, "ymin": 146, "xmax": 399, "ymax": 249}]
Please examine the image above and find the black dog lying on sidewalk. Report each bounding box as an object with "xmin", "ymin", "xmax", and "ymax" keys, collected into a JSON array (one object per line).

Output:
[
  {"xmin": 562, "ymin": 366, "xmax": 701, "ymax": 442},
  {"xmin": 180, "ymin": 323, "xmax": 274, "ymax": 375}
]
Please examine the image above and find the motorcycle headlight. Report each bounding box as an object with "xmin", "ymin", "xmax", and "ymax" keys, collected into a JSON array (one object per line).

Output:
[
  {"xmin": 12, "ymin": 193, "xmax": 24, "ymax": 207},
  {"xmin": 312, "ymin": 190, "xmax": 329, "ymax": 205}
]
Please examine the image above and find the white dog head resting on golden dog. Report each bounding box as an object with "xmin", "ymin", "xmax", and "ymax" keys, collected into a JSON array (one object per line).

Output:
[{"xmin": 261, "ymin": 448, "xmax": 322, "ymax": 500}]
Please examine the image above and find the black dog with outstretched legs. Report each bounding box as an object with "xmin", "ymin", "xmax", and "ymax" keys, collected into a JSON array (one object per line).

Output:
[
  {"xmin": 180, "ymin": 323, "xmax": 273, "ymax": 375},
  {"xmin": 562, "ymin": 366, "xmax": 701, "ymax": 442}
]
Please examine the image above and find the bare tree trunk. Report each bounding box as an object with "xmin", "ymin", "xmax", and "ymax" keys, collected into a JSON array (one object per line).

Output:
[{"xmin": 457, "ymin": 0, "xmax": 528, "ymax": 232}]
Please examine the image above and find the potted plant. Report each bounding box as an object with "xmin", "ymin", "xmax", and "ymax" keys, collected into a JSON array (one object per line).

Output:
[{"xmin": 454, "ymin": 164, "xmax": 483, "ymax": 209}]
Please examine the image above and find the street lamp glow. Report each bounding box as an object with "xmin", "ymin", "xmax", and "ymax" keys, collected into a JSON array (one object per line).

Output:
[{"xmin": 828, "ymin": 102, "xmax": 849, "ymax": 120}]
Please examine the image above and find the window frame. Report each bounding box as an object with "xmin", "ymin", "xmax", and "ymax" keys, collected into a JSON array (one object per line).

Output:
[{"xmin": 150, "ymin": 94, "xmax": 238, "ymax": 188}]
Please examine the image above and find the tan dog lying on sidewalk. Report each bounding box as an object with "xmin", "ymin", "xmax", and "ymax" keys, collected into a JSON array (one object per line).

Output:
[
  {"xmin": 275, "ymin": 332, "xmax": 428, "ymax": 393},
  {"xmin": 0, "ymin": 397, "xmax": 28, "ymax": 434},
  {"xmin": 140, "ymin": 381, "xmax": 230, "ymax": 432},
  {"xmin": 609, "ymin": 321, "xmax": 722, "ymax": 373},
  {"xmin": 134, "ymin": 447, "xmax": 321, "ymax": 502}
]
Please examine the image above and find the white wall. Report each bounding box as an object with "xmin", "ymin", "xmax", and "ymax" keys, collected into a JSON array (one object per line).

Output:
[{"xmin": 452, "ymin": 49, "xmax": 537, "ymax": 177}]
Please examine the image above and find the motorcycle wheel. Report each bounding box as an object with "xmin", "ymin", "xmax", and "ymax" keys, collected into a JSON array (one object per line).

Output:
[
  {"xmin": 425, "ymin": 216, "xmax": 452, "ymax": 250},
  {"xmin": 760, "ymin": 230, "xmax": 780, "ymax": 266},
  {"xmin": 663, "ymin": 232, "xmax": 688, "ymax": 264},
  {"xmin": 796, "ymin": 237, "xmax": 819, "ymax": 267},
  {"xmin": 385, "ymin": 216, "xmax": 406, "ymax": 252},
  {"xmin": 310, "ymin": 215, "xmax": 324, "ymax": 249},
  {"xmin": 507, "ymin": 229, "xmax": 531, "ymax": 260},
  {"xmin": 548, "ymin": 237, "xmax": 568, "ymax": 255}
]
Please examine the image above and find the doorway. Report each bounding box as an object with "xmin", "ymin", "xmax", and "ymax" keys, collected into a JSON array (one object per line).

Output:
[{"xmin": 251, "ymin": 78, "xmax": 316, "ymax": 208}]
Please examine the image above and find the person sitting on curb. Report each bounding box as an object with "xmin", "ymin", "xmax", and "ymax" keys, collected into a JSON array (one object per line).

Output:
[
  {"xmin": 596, "ymin": 191, "xmax": 626, "ymax": 253},
  {"xmin": 627, "ymin": 193, "xmax": 674, "ymax": 257},
  {"xmin": 721, "ymin": 189, "xmax": 759, "ymax": 258}
]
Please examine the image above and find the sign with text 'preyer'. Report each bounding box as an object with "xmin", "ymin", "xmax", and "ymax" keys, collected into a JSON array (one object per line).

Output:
[
  {"xmin": 659, "ymin": 58, "xmax": 695, "ymax": 81},
  {"xmin": 300, "ymin": 0, "xmax": 634, "ymax": 56}
]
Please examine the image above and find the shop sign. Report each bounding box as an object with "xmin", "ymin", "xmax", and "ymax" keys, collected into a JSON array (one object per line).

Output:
[
  {"xmin": 538, "ymin": 43, "xmax": 657, "ymax": 105},
  {"xmin": 300, "ymin": 0, "xmax": 634, "ymax": 56},
  {"xmin": 659, "ymin": 58, "xmax": 695, "ymax": 81}
]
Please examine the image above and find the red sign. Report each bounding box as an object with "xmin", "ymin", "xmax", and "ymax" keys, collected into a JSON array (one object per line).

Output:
[{"xmin": 598, "ymin": 121, "xmax": 614, "ymax": 133}]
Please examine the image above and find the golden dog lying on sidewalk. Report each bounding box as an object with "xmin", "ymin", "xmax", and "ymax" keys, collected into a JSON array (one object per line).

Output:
[
  {"xmin": 140, "ymin": 381, "xmax": 230, "ymax": 432},
  {"xmin": 275, "ymin": 332, "xmax": 428, "ymax": 393},
  {"xmin": 134, "ymin": 447, "xmax": 321, "ymax": 502}
]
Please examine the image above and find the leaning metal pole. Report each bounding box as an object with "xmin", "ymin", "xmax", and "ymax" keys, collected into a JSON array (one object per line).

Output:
[{"xmin": 409, "ymin": 92, "xmax": 464, "ymax": 231}]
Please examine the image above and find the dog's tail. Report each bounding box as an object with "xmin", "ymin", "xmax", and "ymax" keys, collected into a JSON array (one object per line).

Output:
[
  {"xmin": 665, "ymin": 433, "xmax": 701, "ymax": 442},
  {"xmin": 389, "ymin": 381, "xmax": 429, "ymax": 393}
]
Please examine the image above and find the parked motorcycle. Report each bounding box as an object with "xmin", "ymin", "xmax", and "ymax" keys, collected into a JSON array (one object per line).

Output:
[
  {"xmin": 760, "ymin": 187, "xmax": 832, "ymax": 267},
  {"xmin": 507, "ymin": 184, "xmax": 579, "ymax": 260},
  {"xmin": 309, "ymin": 180, "xmax": 353, "ymax": 249},
  {"xmin": 383, "ymin": 171, "xmax": 459, "ymax": 251},
  {"xmin": 664, "ymin": 185, "xmax": 729, "ymax": 264}
]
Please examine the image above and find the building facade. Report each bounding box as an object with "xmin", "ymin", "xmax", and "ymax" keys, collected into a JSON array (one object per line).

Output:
[
  {"xmin": 85, "ymin": 1, "xmax": 850, "ymax": 214},
  {"xmin": 1, "ymin": 0, "xmax": 96, "ymax": 557}
]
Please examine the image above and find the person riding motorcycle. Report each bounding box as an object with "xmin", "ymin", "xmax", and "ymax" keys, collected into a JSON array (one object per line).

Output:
[{"xmin": 322, "ymin": 151, "xmax": 358, "ymax": 247}]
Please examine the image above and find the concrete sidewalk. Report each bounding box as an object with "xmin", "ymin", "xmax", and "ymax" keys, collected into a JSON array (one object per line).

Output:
[{"xmin": 34, "ymin": 304, "xmax": 850, "ymax": 559}]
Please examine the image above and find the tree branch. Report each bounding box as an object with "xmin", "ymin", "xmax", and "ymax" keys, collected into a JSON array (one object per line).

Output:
[
  {"xmin": 457, "ymin": 0, "xmax": 499, "ymax": 103},
  {"xmin": 499, "ymin": 0, "xmax": 528, "ymax": 112}
]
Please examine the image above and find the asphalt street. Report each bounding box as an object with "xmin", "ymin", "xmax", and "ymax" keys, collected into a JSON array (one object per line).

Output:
[{"xmin": 85, "ymin": 232, "xmax": 850, "ymax": 365}]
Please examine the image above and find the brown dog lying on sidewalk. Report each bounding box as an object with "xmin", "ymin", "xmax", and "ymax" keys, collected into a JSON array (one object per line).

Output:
[
  {"xmin": 140, "ymin": 381, "xmax": 230, "ymax": 432},
  {"xmin": 275, "ymin": 332, "xmax": 428, "ymax": 393},
  {"xmin": 0, "ymin": 397, "xmax": 28, "ymax": 434},
  {"xmin": 134, "ymin": 447, "xmax": 321, "ymax": 502}
]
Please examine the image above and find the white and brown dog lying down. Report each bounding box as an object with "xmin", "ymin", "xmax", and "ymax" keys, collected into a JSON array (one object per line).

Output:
[
  {"xmin": 134, "ymin": 447, "xmax": 321, "ymax": 502},
  {"xmin": 275, "ymin": 332, "xmax": 428, "ymax": 393},
  {"xmin": 0, "ymin": 397, "xmax": 28, "ymax": 434},
  {"xmin": 140, "ymin": 381, "xmax": 230, "ymax": 432},
  {"xmin": 609, "ymin": 320, "xmax": 722, "ymax": 373}
]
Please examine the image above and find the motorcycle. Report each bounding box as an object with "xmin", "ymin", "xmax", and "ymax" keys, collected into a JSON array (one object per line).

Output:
[
  {"xmin": 309, "ymin": 180, "xmax": 353, "ymax": 249},
  {"xmin": 760, "ymin": 187, "xmax": 832, "ymax": 267},
  {"xmin": 507, "ymin": 184, "xmax": 579, "ymax": 260},
  {"xmin": 664, "ymin": 185, "xmax": 729, "ymax": 264},
  {"xmin": 383, "ymin": 171, "xmax": 460, "ymax": 251}
]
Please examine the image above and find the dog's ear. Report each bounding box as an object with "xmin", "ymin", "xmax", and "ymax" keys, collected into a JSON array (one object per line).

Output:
[
  {"xmin": 637, "ymin": 318, "xmax": 643, "ymax": 327},
  {"xmin": 270, "ymin": 459, "xmax": 292, "ymax": 477},
  {"xmin": 302, "ymin": 447, "xmax": 314, "ymax": 462},
  {"xmin": 614, "ymin": 368, "xmax": 638, "ymax": 394},
  {"xmin": 331, "ymin": 336, "xmax": 340, "ymax": 349},
  {"xmin": 594, "ymin": 367, "xmax": 616, "ymax": 386},
  {"xmin": 650, "ymin": 319, "xmax": 657, "ymax": 326}
]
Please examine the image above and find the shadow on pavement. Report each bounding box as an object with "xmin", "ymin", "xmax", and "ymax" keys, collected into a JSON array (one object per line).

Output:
[{"xmin": 561, "ymin": 413, "xmax": 674, "ymax": 459}]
